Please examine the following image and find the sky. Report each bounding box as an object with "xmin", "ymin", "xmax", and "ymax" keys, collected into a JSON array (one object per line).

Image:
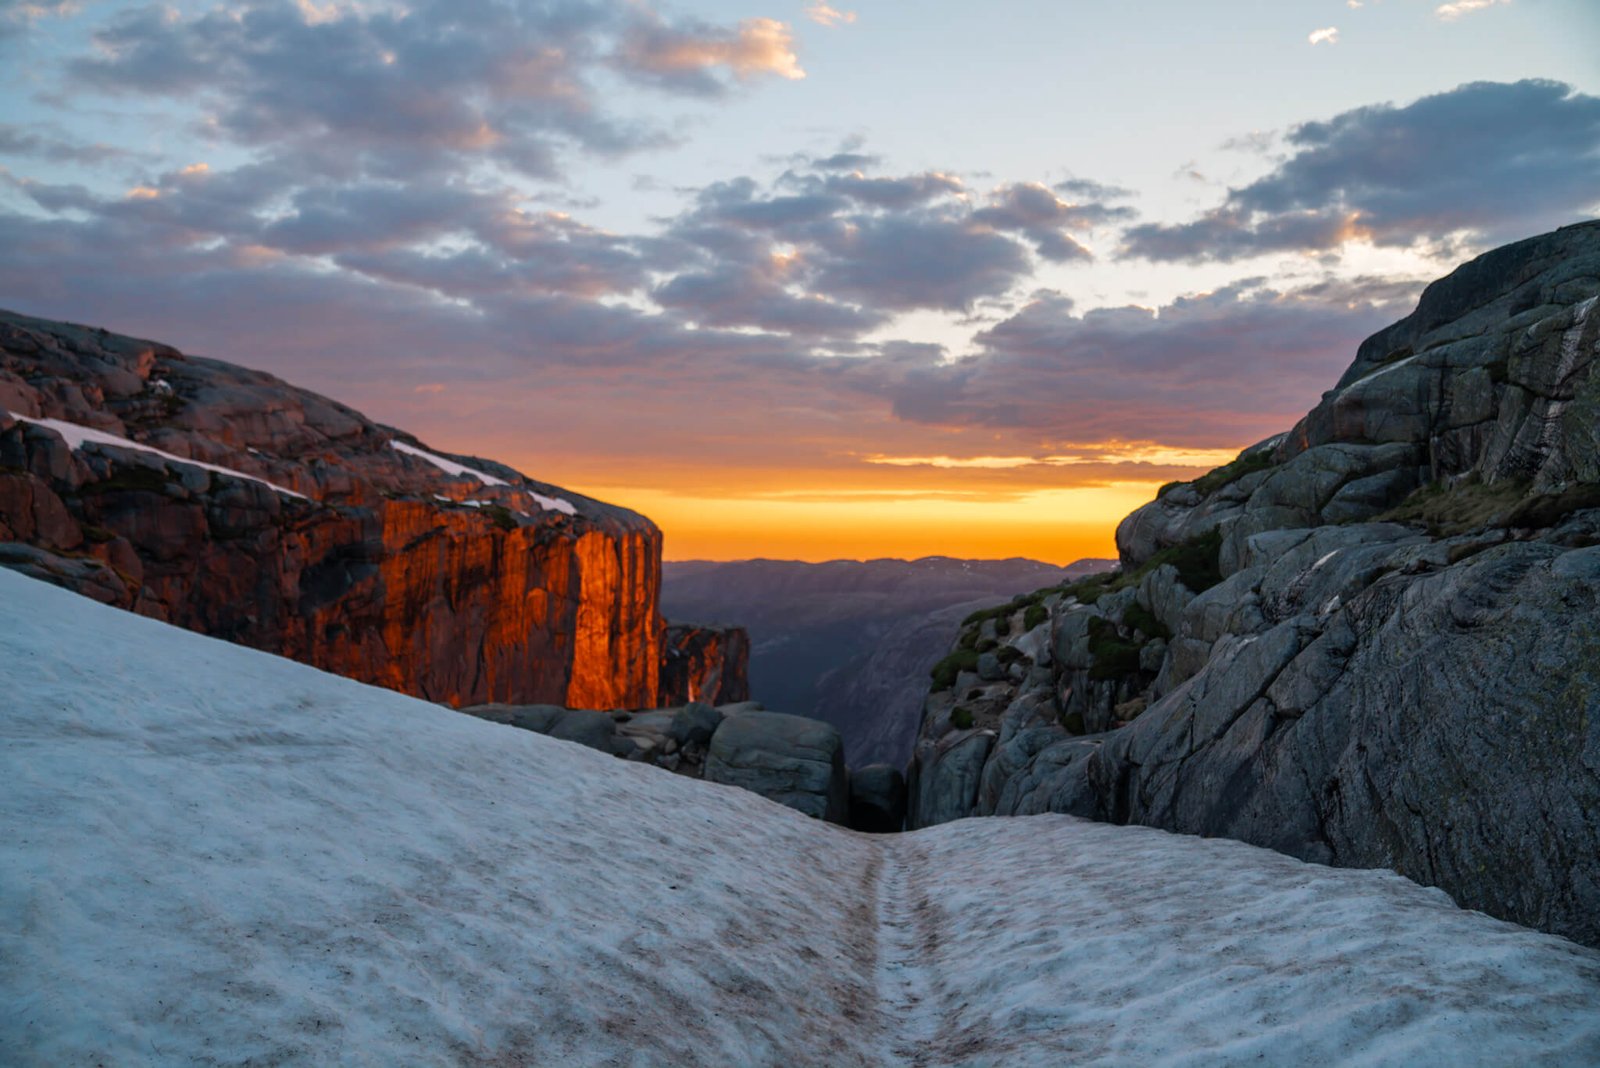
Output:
[{"xmin": 1, "ymin": 0, "xmax": 1597, "ymax": 563}]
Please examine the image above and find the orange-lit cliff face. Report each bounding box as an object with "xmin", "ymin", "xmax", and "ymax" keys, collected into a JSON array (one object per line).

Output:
[
  {"xmin": 0, "ymin": 310, "xmax": 672, "ymax": 710},
  {"xmin": 276, "ymin": 502, "xmax": 664, "ymax": 709}
]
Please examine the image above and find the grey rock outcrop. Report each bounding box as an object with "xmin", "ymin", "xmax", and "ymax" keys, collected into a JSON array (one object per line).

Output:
[
  {"xmin": 669, "ymin": 701, "xmax": 724, "ymax": 748},
  {"xmin": 705, "ymin": 711, "xmax": 849, "ymax": 824},
  {"xmin": 905, "ymin": 221, "xmax": 1600, "ymax": 949},
  {"xmin": 464, "ymin": 698, "xmax": 860, "ymax": 825},
  {"xmin": 459, "ymin": 704, "xmax": 623, "ymax": 756}
]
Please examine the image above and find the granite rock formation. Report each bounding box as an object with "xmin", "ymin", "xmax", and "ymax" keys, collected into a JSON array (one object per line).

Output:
[
  {"xmin": 660, "ymin": 622, "xmax": 750, "ymax": 706},
  {"xmin": 0, "ymin": 309, "xmax": 740, "ymax": 710},
  {"xmin": 461, "ymin": 698, "xmax": 864, "ymax": 828},
  {"xmin": 907, "ymin": 221, "xmax": 1600, "ymax": 948},
  {"xmin": 705, "ymin": 710, "xmax": 850, "ymax": 824}
]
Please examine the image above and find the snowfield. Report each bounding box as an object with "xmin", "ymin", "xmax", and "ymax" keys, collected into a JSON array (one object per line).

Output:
[{"xmin": 3, "ymin": 568, "xmax": 1599, "ymax": 1067}]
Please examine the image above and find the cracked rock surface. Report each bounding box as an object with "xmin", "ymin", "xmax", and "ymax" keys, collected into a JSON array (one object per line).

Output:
[{"xmin": 908, "ymin": 221, "xmax": 1600, "ymax": 948}]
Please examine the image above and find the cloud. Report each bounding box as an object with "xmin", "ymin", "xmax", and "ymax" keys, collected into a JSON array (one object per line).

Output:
[
  {"xmin": 813, "ymin": 170, "xmax": 965, "ymax": 209},
  {"xmin": 1435, "ymin": 0, "xmax": 1510, "ymax": 19},
  {"xmin": 873, "ymin": 279, "xmax": 1417, "ymax": 448},
  {"xmin": 616, "ymin": 14, "xmax": 803, "ymax": 94},
  {"xmin": 7, "ymin": 6, "xmax": 1491, "ymax": 506},
  {"xmin": 0, "ymin": 0, "xmax": 78, "ymax": 42},
  {"xmin": 0, "ymin": 124, "xmax": 139, "ymax": 165},
  {"xmin": 0, "ymin": 159, "xmax": 1430, "ymax": 516},
  {"xmin": 652, "ymin": 256, "xmax": 889, "ymax": 336},
  {"xmin": 1122, "ymin": 79, "xmax": 1600, "ymax": 262},
  {"xmin": 63, "ymin": 1, "xmax": 802, "ymax": 182},
  {"xmin": 1308, "ymin": 26, "xmax": 1339, "ymax": 45},
  {"xmin": 653, "ymin": 163, "xmax": 1132, "ymax": 322},
  {"xmin": 1052, "ymin": 176, "xmax": 1134, "ymax": 201},
  {"xmin": 804, "ymin": 4, "xmax": 856, "ymax": 28},
  {"xmin": 972, "ymin": 182, "xmax": 1132, "ymax": 262},
  {"xmin": 812, "ymin": 212, "xmax": 1032, "ymax": 311},
  {"xmin": 811, "ymin": 151, "xmax": 880, "ymax": 171},
  {"xmin": 1219, "ymin": 130, "xmax": 1275, "ymax": 154}
]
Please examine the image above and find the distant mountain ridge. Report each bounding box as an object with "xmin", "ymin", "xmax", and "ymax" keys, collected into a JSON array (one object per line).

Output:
[{"xmin": 664, "ymin": 555, "xmax": 1113, "ymax": 764}]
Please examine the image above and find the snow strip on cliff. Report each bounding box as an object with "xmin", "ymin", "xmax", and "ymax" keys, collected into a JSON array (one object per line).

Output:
[
  {"xmin": 2, "ymin": 568, "xmax": 1598, "ymax": 1067},
  {"xmin": 5, "ymin": 411, "xmax": 307, "ymax": 499},
  {"xmin": 390, "ymin": 439, "xmax": 509, "ymax": 486},
  {"xmin": 391, "ymin": 439, "xmax": 576, "ymax": 514}
]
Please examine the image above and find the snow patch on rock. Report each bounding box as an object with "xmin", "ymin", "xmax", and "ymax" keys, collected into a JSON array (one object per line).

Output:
[
  {"xmin": 5, "ymin": 410, "xmax": 307, "ymax": 499},
  {"xmin": 389, "ymin": 439, "xmax": 508, "ymax": 486}
]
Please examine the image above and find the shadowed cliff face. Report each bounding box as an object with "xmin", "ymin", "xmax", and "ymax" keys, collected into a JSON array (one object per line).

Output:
[
  {"xmin": 660, "ymin": 622, "xmax": 751, "ymax": 706},
  {"xmin": 906, "ymin": 221, "xmax": 1600, "ymax": 948},
  {"xmin": 0, "ymin": 309, "xmax": 664, "ymax": 709},
  {"xmin": 663, "ymin": 556, "xmax": 1111, "ymax": 763}
]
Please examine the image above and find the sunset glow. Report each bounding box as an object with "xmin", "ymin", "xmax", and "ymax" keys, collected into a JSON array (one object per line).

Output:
[
  {"xmin": 579, "ymin": 482, "xmax": 1163, "ymax": 562},
  {"xmin": 2, "ymin": 0, "xmax": 1596, "ymax": 562}
]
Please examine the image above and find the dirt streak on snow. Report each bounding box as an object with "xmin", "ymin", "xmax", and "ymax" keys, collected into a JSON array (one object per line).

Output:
[{"xmin": 2, "ymin": 568, "xmax": 1599, "ymax": 1067}]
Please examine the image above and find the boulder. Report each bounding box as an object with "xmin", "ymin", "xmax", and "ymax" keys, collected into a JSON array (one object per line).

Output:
[
  {"xmin": 908, "ymin": 730, "xmax": 994, "ymax": 829},
  {"xmin": 548, "ymin": 708, "xmax": 622, "ymax": 755},
  {"xmin": 459, "ymin": 703, "xmax": 621, "ymax": 755},
  {"xmin": 669, "ymin": 701, "xmax": 724, "ymax": 747},
  {"xmin": 704, "ymin": 711, "xmax": 849, "ymax": 824}
]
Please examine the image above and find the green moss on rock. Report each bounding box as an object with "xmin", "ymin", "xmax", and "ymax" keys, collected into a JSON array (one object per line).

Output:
[{"xmin": 930, "ymin": 648, "xmax": 981, "ymax": 692}]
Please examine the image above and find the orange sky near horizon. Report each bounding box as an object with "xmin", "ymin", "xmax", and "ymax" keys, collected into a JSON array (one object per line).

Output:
[
  {"xmin": 570, "ymin": 478, "xmax": 1168, "ymax": 564},
  {"xmin": 485, "ymin": 434, "xmax": 1246, "ymax": 563}
]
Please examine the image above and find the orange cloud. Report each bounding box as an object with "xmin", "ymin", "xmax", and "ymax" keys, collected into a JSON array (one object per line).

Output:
[
  {"xmin": 805, "ymin": 4, "xmax": 857, "ymax": 28},
  {"xmin": 624, "ymin": 17, "xmax": 804, "ymax": 83},
  {"xmin": 864, "ymin": 445, "xmax": 1243, "ymax": 470}
]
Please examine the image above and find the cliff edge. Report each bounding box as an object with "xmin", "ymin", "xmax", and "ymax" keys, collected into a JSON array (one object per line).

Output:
[
  {"xmin": 907, "ymin": 221, "xmax": 1600, "ymax": 948},
  {"xmin": 0, "ymin": 309, "xmax": 673, "ymax": 708}
]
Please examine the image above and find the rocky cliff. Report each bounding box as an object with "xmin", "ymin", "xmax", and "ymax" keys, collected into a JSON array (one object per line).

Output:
[
  {"xmin": 907, "ymin": 221, "xmax": 1600, "ymax": 948},
  {"xmin": 664, "ymin": 556, "xmax": 1110, "ymax": 763},
  {"xmin": 660, "ymin": 622, "xmax": 751, "ymax": 706},
  {"xmin": 0, "ymin": 308, "xmax": 725, "ymax": 709}
]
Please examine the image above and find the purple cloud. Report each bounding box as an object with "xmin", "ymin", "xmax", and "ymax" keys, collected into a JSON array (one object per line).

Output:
[{"xmin": 1123, "ymin": 80, "xmax": 1600, "ymax": 262}]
